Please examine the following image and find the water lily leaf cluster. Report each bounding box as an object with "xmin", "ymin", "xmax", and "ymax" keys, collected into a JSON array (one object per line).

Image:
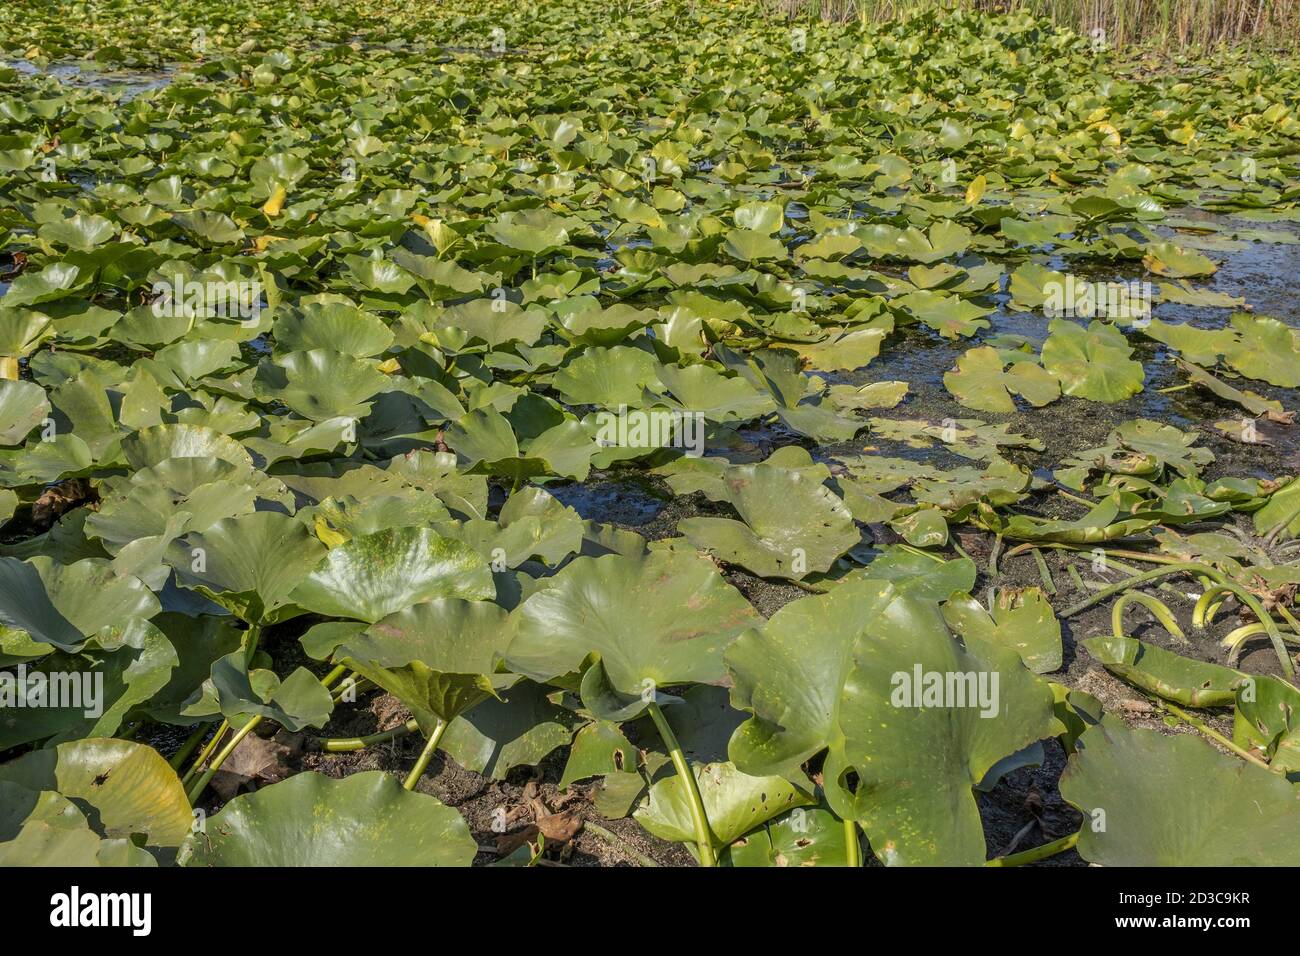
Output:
[{"xmin": 2, "ymin": 0, "xmax": 1300, "ymax": 870}]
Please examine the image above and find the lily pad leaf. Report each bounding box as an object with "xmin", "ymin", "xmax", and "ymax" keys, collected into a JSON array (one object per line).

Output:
[
  {"xmin": 1041, "ymin": 319, "xmax": 1144, "ymax": 402},
  {"xmin": 944, "ymin": 346, "xmax": 1060, "ymax": 413},
  {"xmin": 291, "ymin": 527, "xmax": 494, "ymax": 623},
  {"xmin": 830, "ymin": 593, "xmax": 1062, "ymax": 865},
  {"xmin": 0, "ymin": 557, "xmax": 159, "ymax": 652},
  {"xmin": 723, "ymin": 803, "xmax": 849, "ymax": 867},
  {"xmin": 441, "ymin": 680, "xmax": 580, "ymax": 780},
  {"xmin": 1234, "ymin": 676, "xmax": 1300, "ymax": 775},
  {"xmin": 508, "ymin": 550, "xmax": 761, "ymax": 711},
  {"xmin": 1060, "ymin": 716, "xmax": 1300, "ymax": 865},
  {"xmin": 185, "ymin": 651, "xmax": 333, "ymax": 731},
  {"xmin": 0, "ymin": 738, "xmax": 192, "ymax": 847},
  {"xmin": 634, "ymin": 760, "xmax": 812, "ymax": 856},
  {"xmin": 168, "ymin": 512, "xmax": 326, "ymax": 624},
  {"xmin": 179, "ymin": 771, "xmax": 475, "ymax": 866},
  {"xmin": 1083, "ymin": 636, "xmax": 1246, "ymax": 707},
  {"xmin": 560, "ymin": 720, "xmax": 639, "ymax": 791},
  {"xmin": 338, "ymin": 599, "xmax": 516, "ymax": 729},
  {"xmin": 942, "ymin": 587, "xmax": 1063, "ymax": 674},
  {"xmin": 678, "ymin": 458, "xmax": 860, "ymax": 581},
  {"xmin": 0, "ymin": 380, "xmax": 51, "ymax": 445},
  {"xmin": 0, "ymin": 620, "xmax": 178, "ymax": 749},
  {"xmin": 727, "ymin": 578, "xmax": 898, "ymax": 781}
]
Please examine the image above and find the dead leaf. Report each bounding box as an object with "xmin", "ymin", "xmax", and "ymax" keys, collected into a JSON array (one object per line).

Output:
[
  {"xmin": 31, "ymin": 478, "xmax": 95, "ymax": 530},
  {"xmin": 209, "ymin": 729, "xmax": 304, "ymax": 801}
]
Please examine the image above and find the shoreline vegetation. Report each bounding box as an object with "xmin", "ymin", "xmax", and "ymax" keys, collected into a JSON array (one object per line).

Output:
[{"xmin": 763, "ymin": 0, "xmax": 1300, "ymax": 50}]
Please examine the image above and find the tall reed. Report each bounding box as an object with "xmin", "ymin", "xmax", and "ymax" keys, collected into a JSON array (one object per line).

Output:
[{"xmin": 759, "ymin": 0, "xmax": 1299, "ymax": 49}]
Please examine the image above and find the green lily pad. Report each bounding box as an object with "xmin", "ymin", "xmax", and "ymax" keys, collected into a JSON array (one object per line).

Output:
[
  {"xmin": 1041, "ymin": 319, "xmax": 1144, "ymax": 402},
  {"xmin": 1060, "ymin": 716, "xmax": 1300, "ymax": 865},
  {"xmin": 338, "ymin": 598, "xmax": 515, "ymax": 729},
  {"xmin": 678, "ymin": 456, "xmax": 860, "ymax": 581},
  {"xmin": 180, "ymin": 771, "xmax": 475, "ymax": 866},
  {"xmin": 169, "ymin": 512, "xmax": 326, "ymax": 624},
  {"xmin": 0, "ymin": 738, "xmax": 192, "ymax": 847},
  {"xmin": 634, "ymin": 760, "xmax": 811, "ymax": 856},
  {"xmin": 1084, "ymin": 636, "xmax": 1246, "ymax": 707},
  {"xmin": 508, "ymin": 550, "xmax": 761, "ymax": 711},
  {"xmin": 942, "ymin": 588, "xmax": 1063, "ymax": 674},
  {"xmin": 291, "ymin": 527, "xmax": 494, "ymax": 623}
]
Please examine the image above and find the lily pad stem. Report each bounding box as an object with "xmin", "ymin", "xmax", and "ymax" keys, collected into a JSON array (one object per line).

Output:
[
  {"xmin": 168, "ymin": 724, "xmax": 208, "ymax": 771},
  {"xmin": 1031, "ymin": 547, "xmax": 1056, "ymax": 595},
  {"xmin": 182, "ymin": 719, "xmax": 229, "ymax": 785},
  {"xmin": 986, "ymin": 830, "xmax": 1078, "ymax": 867},
  {"xmin": 844, "ymin": 818, "xmax": 861, "ymax": 868},
  {"xmin": 647, "ymin": 701, "xmax": 716, "ymax": 867},
  {"xmin": 403, "ymin": 719, "xmax": 448, "ymax": 791},
  {"xmin": 1155, "ymin": 699, "xmax": 1271, "ymax": 770},
  {"xmin": 242, "ymin": 623, "xmax": 262, "ymax": 666},
  {"xmin": 1112, "ymin": 592, "xmax": 1185, "ymax": 642},
  {"xmin": 1061, "ymin": 566, "xmax": 1188, "ymax": 617},
  {"xmin": 187, "ymin": 717, "xmax": 262, "ymax": 805},
  {"xmin": 319, "ymin": 718, "xmax": 420, "ymax": 752}
]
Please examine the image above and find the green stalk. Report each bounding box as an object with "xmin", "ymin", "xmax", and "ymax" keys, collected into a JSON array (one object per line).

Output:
[
  {"xmin": 1156, "ymin": 699, "xmax": 1271, "ymax": 769},
  {"xmin": 403, "ymin": 719, "xmax": 449, "ymax": 791},
  {"xmin": 318, "ymin": 718, "xmax": 420, "ymax": 752},
  {"xmin": 1220, "ymin": 621, "xmax": 1300, "ymax": 666},
  {"xmin": 168, "ymin": 724, "xmax": 207, "ymax": 771},
  {"xmin": 1066, "ymin": 563, "xmax": 1087, "ymax": 593},
  {"xmin": 986, "ymin": 830, "xmax": 1079, "ymax": 866},
  {"xmin": 1112, "ymin": 591, "xmax": 1185, "ymax": 642},
  {"xmin": 648, "ymin": 702, "xmax": 717, "ymax": 867},
  {"xmin": 187, "ymin": 717, "xmax": 262, "ymax": 805},
  {"xmin": 1193, "ymin": 582, "xmax": 1295, "ymax": 680},
  {"xmin": 242, "ymin": 623, "xmax": 262, "ymax": 666},
  {"xmin": 988, "ymin": 533, "xmax": 1004, "ymax": 583},
  {"xmin": 843, "ymin": 818, "xmax": 861, "ymax": 867},
  {"xmin": 332, "ymin": 674, "xmax": 373, "ymax": 702},
  {"xmin": 1032, "ymin": 547, "xmax": 1057, "ymax": 595},
  {"xmin": 1060, "ymin": 565, "xmax": 1189, "ymax": 617},
  {"xmin": 182, "ymin": 719, "xmax": 229, "ymax": 785},
  {"xmin": 1264, "ymin": 501, "xmax": 1300, "ymax": 545}
]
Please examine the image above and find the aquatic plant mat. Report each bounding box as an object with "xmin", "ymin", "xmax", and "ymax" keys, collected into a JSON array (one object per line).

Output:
[{"xmin": 1, "ymin": 0, "xmax": 1300, "ymax": 870}]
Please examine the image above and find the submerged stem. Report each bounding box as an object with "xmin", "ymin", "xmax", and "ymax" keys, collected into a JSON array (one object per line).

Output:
[
  {"xmin": 647, "ymin": 701, "xmax": 716, "ymax": 867},
  {"xmin": 403, "ymin": 719, "xmax": 448, "ymax": 791},
  {"xmin": 986, "ymin": 831, "xmax": 1079, "ymax": 867}
]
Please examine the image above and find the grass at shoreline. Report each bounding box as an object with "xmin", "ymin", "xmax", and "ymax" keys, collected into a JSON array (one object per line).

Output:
[{"xmin": 762, "ymin": 0, "xmax": 1300, "ymax": 50}]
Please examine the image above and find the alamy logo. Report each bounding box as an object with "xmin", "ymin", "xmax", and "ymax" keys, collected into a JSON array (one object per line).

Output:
[
  {"xmin": 151, "ymin": 273, "xmax": 264, "ymax": 324},
  {"xmin": 593, "ymin": 405, "xmax": 705, "ymax": 457},
  {"xmin": 1043, "ymin": 276, "xmax": 1152, "ymax": 321},
  {"xmin": 890, "ymin": 664, "xmax": 1001, "ymax": 718},
  {"xmin": 0, "ymin": 667, "xmax": 103, "ymax": 718},
  {"xmin": 49, "ymin": 886, "xmax": 151, "ymax": 936}
]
